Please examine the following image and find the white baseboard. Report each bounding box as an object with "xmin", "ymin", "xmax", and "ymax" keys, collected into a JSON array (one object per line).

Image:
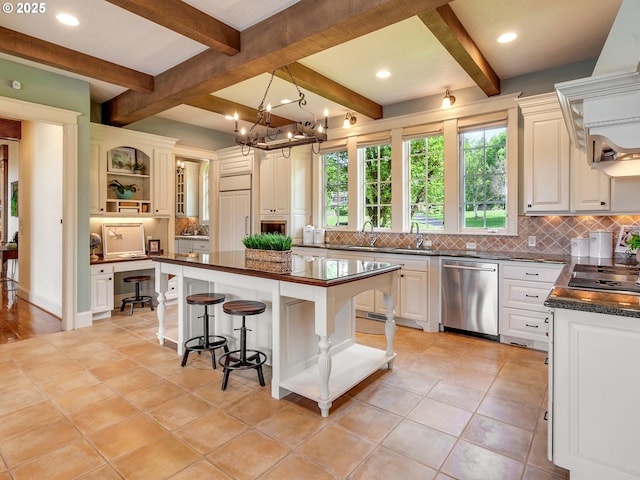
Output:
[{"xmin": 76, "ymin": 310, "xmax": 93, "ymax": 329}]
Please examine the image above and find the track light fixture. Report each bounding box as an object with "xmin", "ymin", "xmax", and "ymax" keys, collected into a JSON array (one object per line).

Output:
[
  {"xmin": 343, "ymin": 112, "xmax": 357, "ymax": 128},
  {"xmin": 441, "ymin": 89, "xmax": 456, "ymax": 109}
]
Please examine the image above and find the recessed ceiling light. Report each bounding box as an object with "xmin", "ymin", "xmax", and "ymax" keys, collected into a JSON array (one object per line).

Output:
[
  {"xmin": 376, "ymin": 70, "xmax": 391, "ymax": 79},
  {"xmin": 56, "ymin": 13, "xmax": 80, "ymax": 26},
  {"xmin": 497, "ymin": 32, "xmax": 517, "ymax": 43}
]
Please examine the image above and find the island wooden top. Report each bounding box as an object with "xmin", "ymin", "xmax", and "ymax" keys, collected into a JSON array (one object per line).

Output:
[{"xmin": 152, "ymin": 251, "xmax": 401, "ymax": 287}]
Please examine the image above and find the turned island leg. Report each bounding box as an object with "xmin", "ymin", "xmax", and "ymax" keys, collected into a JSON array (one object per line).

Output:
[
  {"xmin": 317, "ymin": 335, "xmax": 332, "ymax": 417},
  {"xmin": 156, "ymin": 291, "xmax": 166, "ymax": 346}
]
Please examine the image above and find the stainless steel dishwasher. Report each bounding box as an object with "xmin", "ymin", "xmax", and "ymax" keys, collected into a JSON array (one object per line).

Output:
[{"xmin": 441, "ymin": 259, "xmax": 499, "ymax": 341}]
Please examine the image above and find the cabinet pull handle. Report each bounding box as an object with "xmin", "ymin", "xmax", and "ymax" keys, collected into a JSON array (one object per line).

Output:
[
  {"xmin": 544, "ymin": 411, "xmax": 548, "ymax": 421},
  {"xmin": 525, "ymin": 272, "xmax": 539, "ymax": 276},
  {"xmin": 544, "ymin": 357, "xmax": 548, "ymax": 365},
  {"xmin": 525, "ymin": 294, "xmax": 539, "ymax": 298},
  {"xmin": 544, "ymin": 317, "xmax": 549, "ymax": 323},
  {"xmin": 525, "ymin": 323, "xmax": 539, "ymax": 328}
]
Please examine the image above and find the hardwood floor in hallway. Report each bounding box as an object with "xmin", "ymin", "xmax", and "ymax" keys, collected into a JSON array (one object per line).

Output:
[{"xmin": 0, "ymin": 280, "xmax": 62, "ymax": 344}]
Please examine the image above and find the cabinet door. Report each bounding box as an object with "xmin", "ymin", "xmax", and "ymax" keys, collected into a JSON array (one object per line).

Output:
[
  {"xmin": 152, "ymin": 149, "xmax": 172, "ymax": 216},
  {"xmin": 571, "ymin": 145, "xmax": 610, "ymax": 211},
  {"xmin": 89, "ymin": 140, "xmax": 106, "ymax": 215},
  {"xmin": 260, "ymin": 152, "xmax": 290, "ymax": 215},
  {"xmin": 176, "ymin": 239, "xmax": 193, "ymax": 253},
  {"xmin": 91, "ymin": 273, "xmax": 114, "ymax": 313},
  {"xmin": 399, "ymin": 269, "xmax": 428, "ymax": 322},
  {"xmin": 523, "ymin": 110, "xmax": 570, "ymax": 212},
  {"xmin": 219, "ymin": 190, "xmax": 251, "ymax": 251}
]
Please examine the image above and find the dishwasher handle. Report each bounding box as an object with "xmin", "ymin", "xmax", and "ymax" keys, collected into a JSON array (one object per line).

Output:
[{"xmin": 443, "ymin": 264, "xmax": 497, "ymax": 272}]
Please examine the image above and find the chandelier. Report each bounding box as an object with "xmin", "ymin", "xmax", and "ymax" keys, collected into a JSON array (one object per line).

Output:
[{"xmin": 234, "ymin": 66, "xmax": 328, "ymax": 154}]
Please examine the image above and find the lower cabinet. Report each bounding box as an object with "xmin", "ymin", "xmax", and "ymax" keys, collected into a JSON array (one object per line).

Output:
[
  {"xmin": 91, "ymin": 265, "xmax": 114, "ymax": 314},
  {"xmin": 499, "ymin": 262, "xmax": 563, "ymax": 350},
  {"xmin": 550, "ymin": 307, "xmax": 640, "ymax": 479},
  {"xmin": 175, "ymin": 238, "xmax": 210, "ymax": 254}
]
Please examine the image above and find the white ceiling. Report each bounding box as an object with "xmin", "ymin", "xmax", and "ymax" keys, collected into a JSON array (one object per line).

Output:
[{"xmin": 0, "ymin": 0, "xmax": 623, "ymax": 134}]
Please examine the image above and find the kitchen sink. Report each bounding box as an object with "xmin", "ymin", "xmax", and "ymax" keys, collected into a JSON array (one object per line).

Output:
[
  {"xmin": 391, "ymin": 247, "xmax": 434, "ymax": 255},
  {"xmin": 338, "ymin": 245, "xmax": 393, "ymax": 253}
]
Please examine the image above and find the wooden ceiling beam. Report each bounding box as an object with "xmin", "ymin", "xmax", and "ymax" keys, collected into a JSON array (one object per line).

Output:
[
  {"xmin": 0, "ymin": 118, "xmax": 21, "ymax": 140},
  {"xmin": 104, "ymin": 0, "xmax": 240, "ymax": 55},
  {"xmin": 104, "ymin": 0, "xmax": 450, "ymax": 126},
  {"xmin": 419, "ymin": 4, "xmax": 500, "ymax": 96},
  {"xmin": 0, "ymin": 26, "xmax": 154, "ymax": 93},
  {"xmin": 185, "ymin": 96, "xmax": 294, "ymax": 128},
  {"xmin": 274, "ymin": 62, "xmax": 383, "ymax": 120}
]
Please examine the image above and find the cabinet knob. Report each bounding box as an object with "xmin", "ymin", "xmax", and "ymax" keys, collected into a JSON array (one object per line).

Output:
[
  {"xmin": 600, "ymin": 201, "xmax": 606, "ymax": 206},
  {"xmin": 527, "ymin": 203, "xmax": 532, "ymax": 208}
]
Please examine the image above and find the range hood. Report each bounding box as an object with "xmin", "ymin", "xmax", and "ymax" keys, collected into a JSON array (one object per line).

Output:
[{"xmin": 555, "ymin": 0, "xmax": 640, "ymax": 177}]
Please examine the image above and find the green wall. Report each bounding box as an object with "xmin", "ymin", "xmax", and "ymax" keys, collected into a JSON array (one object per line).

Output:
[{"xmin": 0, "ymin": 58, "xmax": 92, "ymax": 312}]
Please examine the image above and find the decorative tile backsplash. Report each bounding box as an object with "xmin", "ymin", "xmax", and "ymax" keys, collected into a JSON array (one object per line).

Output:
[{"xmin": 325, "ymin": 215, "xmax": 640, "ymax": 255}]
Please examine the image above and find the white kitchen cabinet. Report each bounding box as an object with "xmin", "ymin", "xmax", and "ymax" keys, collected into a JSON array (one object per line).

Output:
[
  {"xmin": 260, "ymin": 152, "xmax": 290, "ymax": 215},
  {"xmin": 90, "ymin": 264, "xmax": 114, "ymax": 315},
  {"xmin": 152, "ymin": 149, "xmax": 173, "ymax": 217},
  {"xmin": 175, "ymin": 160, "xmax": 199, "ymax": 217},
  {"xmin": 219, "ymin": 190, "xmax": 251, "ymax": 252},
  {"xmin": 325, "ymin": 250, "xmax": 376, "ymax": 312},
  {"xmin": 550, "ymin": 307, "xmax": 640, "ymax": 480},
  {"xmin": 519, "ymin": 93, "xmax": 571, "ymax": 213},
  {"xmin": 258, "ymin": 147, "xmax": 311, "ymax": 242},
  {"xmin": 90, "ymin": 123, "xmax": 177, "ymax": 217},
  {"xmin": 570, "ymin": 145, "xmax": 610, "ymax": 212},
  {"xmin": 499, "ymin": 261, "xmax": 563, "ymax": 350},
  {"xmin": 217, "ymin": 146, "xmax": 253, "ymax": 176},
  {"xmin": 89, "ymin": 139, "xmax": 106, "ymax": 215},
  {"xmin": 175, "ymin": 238, "xmax": 210, "ymax": 254}
]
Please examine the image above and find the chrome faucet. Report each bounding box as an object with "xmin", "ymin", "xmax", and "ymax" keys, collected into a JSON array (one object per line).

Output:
[
  {"xmin": 361, "ymin": 220, "xmax": 377, "ymax": 246},
  {"xmin": 410, "ymin": 221, "xmax": 424, "ymax": 249}
]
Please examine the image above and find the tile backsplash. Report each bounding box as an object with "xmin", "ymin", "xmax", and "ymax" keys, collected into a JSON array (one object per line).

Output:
[{"xmin": 324, "ymin": 215, "xmax": 640, "ymax": 255}]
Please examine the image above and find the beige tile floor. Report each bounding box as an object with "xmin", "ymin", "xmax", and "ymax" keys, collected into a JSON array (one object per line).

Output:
[{"xmin": 0, "ymin": 306, "xmax": 570, "ymax": 480}]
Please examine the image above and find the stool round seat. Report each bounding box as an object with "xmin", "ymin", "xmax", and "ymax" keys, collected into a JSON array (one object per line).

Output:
[
  {"xmin": 187, "ymin": 293, "xmax": 225, "ymax": 306},
  {"xmin": 120, "ymin": 275, "xmax": 154, "ymax": 315},
  {"xmin": 222, "ymin": 300, "xmax": 266, "ymax": 316},
  {"xmin": 181, "ymin": 293, "xmax": 228, "ymax": 370},
  {"xmin": 220, "ymin": 300, "xmax": 267, "ymax": 391}
]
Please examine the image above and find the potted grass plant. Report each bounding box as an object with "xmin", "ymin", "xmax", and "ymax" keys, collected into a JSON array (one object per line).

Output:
[{"xmin": 242, "ymin": 233, "xmax": 292, "ymax": 273}]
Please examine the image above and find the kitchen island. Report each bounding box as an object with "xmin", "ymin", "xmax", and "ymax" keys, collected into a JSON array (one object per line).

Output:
[{"xmin": 153, "ymin": 251, "xmax": 400, "ymax": 417}]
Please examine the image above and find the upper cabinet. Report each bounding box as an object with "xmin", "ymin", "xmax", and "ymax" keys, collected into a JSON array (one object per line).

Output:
[
  {"xmin": 518, "ymin": 93, "xmax": 610, "ymax": 215},
  {"xmin": 90, "ymin": 123, "xmax": 177, "ymax": 217},
  {"xmin": 258, "ymin": 146, "xmax": 311, "ymax": 242},
  {"xmin": 175, "ymin": 160, "xmax": 200, "ymax": 217}
]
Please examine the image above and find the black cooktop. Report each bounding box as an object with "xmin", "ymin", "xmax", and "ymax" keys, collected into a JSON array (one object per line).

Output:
[{"xmin": 569, "ymin": 264, "xmax": 640, "ymax": 294}]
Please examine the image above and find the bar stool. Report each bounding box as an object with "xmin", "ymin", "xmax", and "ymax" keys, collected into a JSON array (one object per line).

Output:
[
  {"xmin": 120, "ymin": 275, "xmax": 154, "ymax": 315},
  {"xmin": 220, "ymin": 300, "xmax": 268, "ymax": 390},
  {"xmin": 182, "ymin": 293, "xmax": 228, "ymax": 370}
]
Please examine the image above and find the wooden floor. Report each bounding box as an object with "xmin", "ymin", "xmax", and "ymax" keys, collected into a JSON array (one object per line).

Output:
[{"xmin": 0, "ymin": 280, "xmax": 62, "ymax": 344}]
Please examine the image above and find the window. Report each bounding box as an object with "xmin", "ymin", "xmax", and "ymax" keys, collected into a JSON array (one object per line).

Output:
[
  {"xmin": 200, "ymin": 161, "xmax": 209, "ymax": 223},
  {"xmin": 323, "ymin": 150, "xmax": 348, "ymax": 227},
  {"xmin": 361, "ymin": 143, "xmax": 392, "ymax": 228},
  {"xmin": 407, "ymin": 135, "xmax": 444, "ymax": 230},
  {"xmin": 460, "ymin": 126, "xmax": 507, "ymax": 230}
]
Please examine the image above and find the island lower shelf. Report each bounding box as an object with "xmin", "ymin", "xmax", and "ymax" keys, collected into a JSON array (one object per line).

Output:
[{"xmin": 279, "ymin": 343, "xmax": 395, "ymax": 402}]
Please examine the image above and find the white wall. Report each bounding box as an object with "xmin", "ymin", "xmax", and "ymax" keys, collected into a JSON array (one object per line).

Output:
[{"xmin": 19, "ymin": 121, "xmax": 63, "ymax": 316}]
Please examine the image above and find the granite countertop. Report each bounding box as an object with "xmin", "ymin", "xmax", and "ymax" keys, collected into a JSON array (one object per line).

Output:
[
  {"xmin": 296, "ymin": 243, "xmax": 569, "ymax": 264},
  {"xmin": 175, "ymin": 235, "xmax": 210, "ymax": 240},
  {"xmin": 153, "ymin": 251, "xmax": 401, "ymax": 287},
  {"xmin": 544, "ymin": 254, "xmax": 640, "ymax": 318}
]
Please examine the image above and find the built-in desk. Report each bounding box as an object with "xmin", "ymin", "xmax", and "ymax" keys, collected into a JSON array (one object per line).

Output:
[
  {"xmin": 153, "ymin": 251, "xmax": 400, "ymax": 416},
  {"xmin": 90, "ymin": 255, "xmax": 157, "ymax": 319}
]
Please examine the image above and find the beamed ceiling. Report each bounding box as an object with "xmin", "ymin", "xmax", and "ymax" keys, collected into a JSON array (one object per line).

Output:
[{"xmin": 0, "ymin": 0, "xmax": 623, "ymax": 134}]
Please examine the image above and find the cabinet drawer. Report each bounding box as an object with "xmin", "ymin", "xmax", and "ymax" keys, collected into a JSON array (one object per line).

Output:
[
  {"xmin": 91, "ymin": 264, "xmax": 113, "ymax": 275},
  {"xmin": 502, "ymin": 280, "xmax": 553, "ymax": 310},
  {"xmin": 192, "ymin": 242, "xmax": 210, "ymax": 252},
  {"xmin": 501, "ymin": 307, "xmax": 550, "ymax": 341},
  {"xmin": 502, "ymin": 264, "xmax": 562, "ymax": 283}
]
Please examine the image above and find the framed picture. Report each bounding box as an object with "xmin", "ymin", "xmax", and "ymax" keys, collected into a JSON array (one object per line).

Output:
[
  {"xmin": 108, "ymin": 147, "xmax": 135, "ymax": 173},
  {"xmin": 10, "ymin": 181, "xmax": 18, "ymax": 217},
  {"xmin": 147, "ymin": 239, "xmax": 161, "ymax": 255},
  {"xmin": 615, "ymin": 225, "xmax": 640, "ymax": 253}
]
